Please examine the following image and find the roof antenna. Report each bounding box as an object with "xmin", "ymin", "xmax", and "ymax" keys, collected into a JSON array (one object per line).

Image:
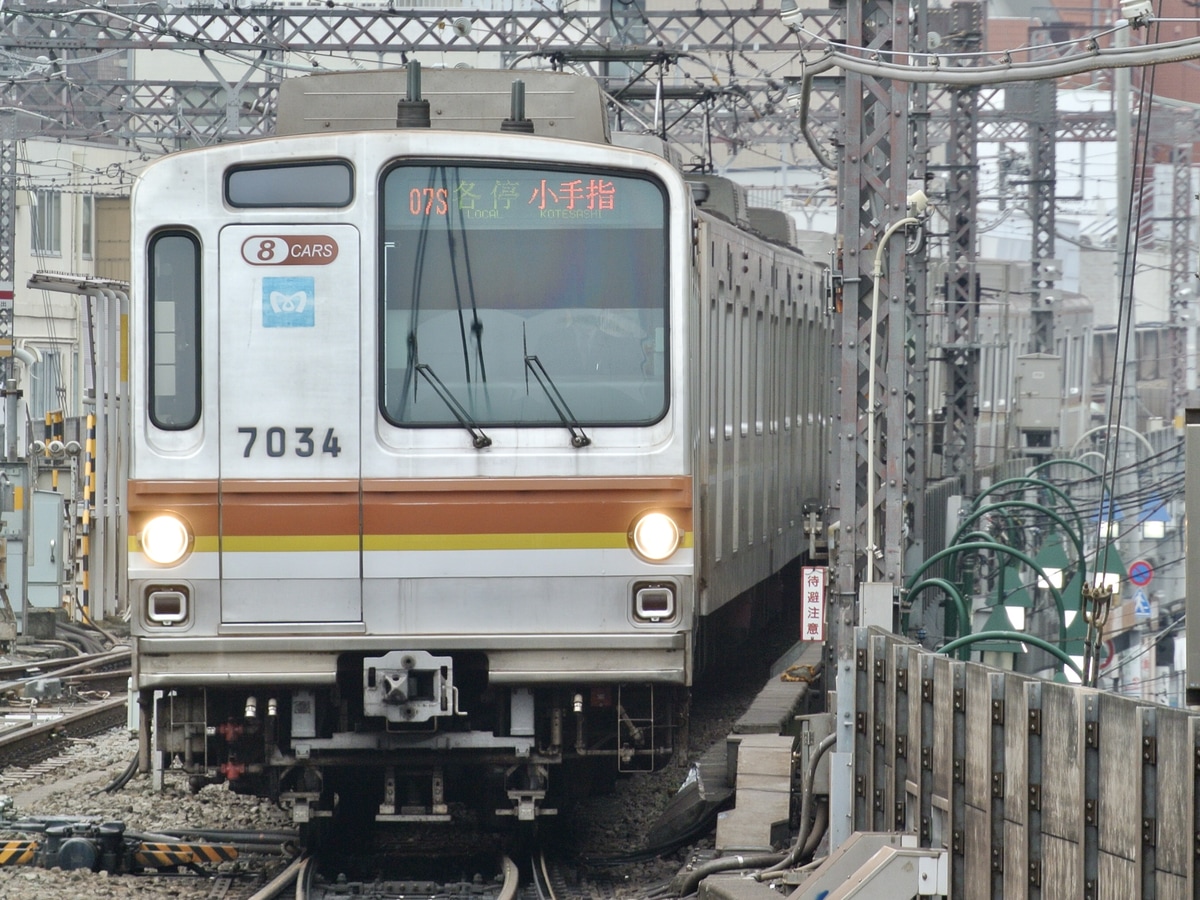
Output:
[
  {"xmin": 396, "ymin": 60, "xmax": 431, "ymax": 129},
  {"xmin": 500, "ymin": 79, "xmax": 535, "ymax": 133}
]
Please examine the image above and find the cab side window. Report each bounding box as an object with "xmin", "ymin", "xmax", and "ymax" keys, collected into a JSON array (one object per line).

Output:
[{"xmin": 148, "ymin": 231, "xmax": 201, "ymax": 430}]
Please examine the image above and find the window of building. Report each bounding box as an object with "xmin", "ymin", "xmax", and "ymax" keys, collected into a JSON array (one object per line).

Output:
[
  {"xmin": 81, "ymin": 195, "xmax": 94, "ymax": 260},
  {"xmin": 31, "ymin": 190, "xmax": 61, "ymax": 256},
  {"xmin": 28, "ymin": 349, "xmax": 62, "ymax": 421}
]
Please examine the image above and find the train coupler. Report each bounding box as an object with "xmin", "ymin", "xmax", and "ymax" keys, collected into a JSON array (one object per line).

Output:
[
  {"xmin": 363, "ymin": 651, "xmax": 462, "ymax": 724},
  {"xmin": 495, "ymin": 763, "xmax": 557, "ymax": 822}
]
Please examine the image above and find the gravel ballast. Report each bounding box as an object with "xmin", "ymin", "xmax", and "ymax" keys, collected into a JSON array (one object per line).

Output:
[{"xmin": 0, "ymin": 728, "xmax": 293, "ymax": 899}]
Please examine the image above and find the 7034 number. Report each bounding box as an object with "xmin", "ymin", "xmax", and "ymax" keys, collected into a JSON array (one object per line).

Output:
[{"xmin": 238, "ymin": 426, "xmax": 342, "ymax": 458}]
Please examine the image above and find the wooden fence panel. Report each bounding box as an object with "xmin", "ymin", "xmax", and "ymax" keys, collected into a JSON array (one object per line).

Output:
[{"xmin": 853, "ymin": 628, "xmax": 1200, "ymax": 899}]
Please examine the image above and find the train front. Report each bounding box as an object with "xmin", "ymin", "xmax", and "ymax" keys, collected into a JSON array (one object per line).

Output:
[{"xmin": 128, "ymin": 129, "xmax": 695, "ymax": 826}]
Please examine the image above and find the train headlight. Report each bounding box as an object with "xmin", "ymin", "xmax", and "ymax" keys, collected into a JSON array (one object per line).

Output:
[
  {"xmin": 140, "ymin": 515, "xmax": 192, "ymax": 566},
  {"xmin": 629, "ymin": 512, "xmax": 681, "ymax": 562}
]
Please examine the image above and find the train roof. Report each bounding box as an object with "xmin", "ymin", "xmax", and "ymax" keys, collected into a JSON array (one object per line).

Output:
[
  {"xmin": 276, "ymin": 67, "xmax": 814, "ymax": 253},
  {"xmin": 276, "ymin": 67, "xmax": 611, "ymax": 145}
]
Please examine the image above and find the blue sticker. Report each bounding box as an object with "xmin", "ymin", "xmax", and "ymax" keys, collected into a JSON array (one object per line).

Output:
[{"xmin": 262, "ymin": 276, "xmax": 315, "ymax": 328}]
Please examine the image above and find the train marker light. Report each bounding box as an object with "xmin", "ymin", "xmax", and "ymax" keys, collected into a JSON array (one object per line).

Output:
[
  {"xmin": 146, "ymin": 588, "xmax": 189, "ymax": 625},
  {"xmin": 634, "ymin": 584, "xmax": 675, "ymax": 622},
  {"xmin": 141, "ymin": 515, "xmax": 192, "ymax": 565},
  {"xmin": 629, "ymin": 512, "xmax": 681, "ymax": 561}
]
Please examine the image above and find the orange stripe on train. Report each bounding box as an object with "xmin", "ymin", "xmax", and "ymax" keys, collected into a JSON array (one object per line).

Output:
[{"xmin": 128, "ymin": 476, "xmax": 693, "ymax": 537}]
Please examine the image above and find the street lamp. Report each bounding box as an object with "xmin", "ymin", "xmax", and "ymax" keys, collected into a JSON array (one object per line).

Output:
[
  {"xmin": 977, "ymin": 605, "xmax": 1027, "ymax": 670},
  {"xmin": 1034, "ymin": 533, "xmax": 1070, "ymax": 591},
  {"xmin": 1140, "ymin": 495, "xmax": 1169, "ymax": 541},
  {"xmin": 1061, "ymin": 571, "xmax": 1084, "ymax": 627},
  {"xmin": 1095, "ymin": 493, "xmax": 1123, "ymax": 541},
  {"xmin": 1093, "ymin": 544, "xmax": 1125, "ymax": 593},
  {"xmin": 999, "ymin": 566, "xmax": 1032, "ymax": 631},
  {"xmin": 1060, "ymin": 610, "xmax": 1091, "ymax": 684}
]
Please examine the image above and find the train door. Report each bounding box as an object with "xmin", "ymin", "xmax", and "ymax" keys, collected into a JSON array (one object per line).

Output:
[{"xmin": 216, "ymin": 225, "xmax": 362, "ymax": 624}]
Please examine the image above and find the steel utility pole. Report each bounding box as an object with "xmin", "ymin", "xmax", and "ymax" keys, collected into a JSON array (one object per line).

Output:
[
  {"xmin": 1167, "ymin": 108, "xmax": 1194, "ymax": 420},
  {"xmin": 936, "ymin": 1, "xmax": 982, "ymax": 496},
  {"xmin": 828, "ymin": 0, "xmax": 913, "ymax": 851}
]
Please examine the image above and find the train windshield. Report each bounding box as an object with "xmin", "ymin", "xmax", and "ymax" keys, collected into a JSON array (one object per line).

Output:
[{"xmin": 379, "ymin": 163, "xmax": 669, "ymax": 429}]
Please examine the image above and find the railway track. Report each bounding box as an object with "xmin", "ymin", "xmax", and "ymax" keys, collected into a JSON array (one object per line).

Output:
[
  {"xmin": 267, "ymin": 851, "xmax": 523, "ymax": 900},
  {"xmin": 260, "ymin": 842, "xmax": 676, "ymax": 900},
  {"xmin": 0, "ymin": 646, "xmax": 131, "ymax": 681},
  {"xmin": 0, "ymin": 647, "xmax": 131, "ymax": 700},
  {"xmin": 0, "ymin": 695, "xmax": 129, "ymax": 771}
]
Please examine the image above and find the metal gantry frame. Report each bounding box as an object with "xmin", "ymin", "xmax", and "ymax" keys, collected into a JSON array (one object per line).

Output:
[
  {"xmin": 831, "ymin": 0, "xmax": 912, "ymax": 593},
  {"xmin": 0, "ymin": 3, "xmax": 845, "ymax": 150},
  {"xmin": 1026, "ymin": 78, "xmax": 1059, "ymax": 357},
  {"xmin": 903, "ymin": 0, "xmax": 931, "ymax": 581},
  {"xmin": 1168, "ymin": 108, "xmax": 1194, "ymax": 419},
  {"xmin": 828, "ymin": 0, "xmax": 912, "ymax": 846},
  {"xmin": 936, "ymin": 2, "xmax": 982, "ymax": 496}
]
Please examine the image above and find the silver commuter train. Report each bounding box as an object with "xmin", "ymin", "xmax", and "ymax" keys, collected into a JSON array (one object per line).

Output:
[{"xmin": 128, "ymin": 67, "xmax": 831, "ymax": 826}]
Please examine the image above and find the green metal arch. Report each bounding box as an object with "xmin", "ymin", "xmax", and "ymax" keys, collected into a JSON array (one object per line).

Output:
[
  {"xmin": 949, "ymin": 500, "xmax": 1087, "ymax": 587},
  {"xmin": 905, "ymin": 577, "xmax": 971, "ymax": 657},
  {"xmin": 938, "ymin": 631, "xmax": 1083, "ymax": 680},
  {"xmin": 904, "ymin": 540, "xmax": 1067, "ymax": 646},
  {"xmin": 971, "ymin": 477, "xmax": 1086, "ymax": 546}
]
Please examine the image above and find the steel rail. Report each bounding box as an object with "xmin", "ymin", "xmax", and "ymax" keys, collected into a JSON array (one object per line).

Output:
[{"xmin": 0, "ymin": 696, "xmax": 127, "ymax": 770}]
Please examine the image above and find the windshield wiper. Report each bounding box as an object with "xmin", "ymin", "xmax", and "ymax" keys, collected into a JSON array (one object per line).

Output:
[
  {"xmin": 524, "ymin": 355, "xmax": 591, "ymax": 448},
  {"xmin": 415, "ymin": 363, "xmax": 492, "ymax": 449}
]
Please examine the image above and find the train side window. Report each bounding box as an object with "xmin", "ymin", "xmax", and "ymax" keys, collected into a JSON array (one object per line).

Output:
[
  {"xmin": 710, "ymin": 291, "xmax": 721, "ymax": 443},
  {"xmin": 783, "ymin": 314, "xmax": 794, "ymax": 431},
  {"xmin": 723, "ymin": 301, "xmax": 734, "ymax": 440},
  {"xmin": 754, "ymin": 308, "xmax": 764, "ymax": 436},
  {"xmin": 769, "ymin": 313, "xmax": 779, "ymax": 434},
  {"xmin": 734, "ymin": 304, "xmax": 744, "ymax": 441},
  {"xmin": 148, "ymin": 231, "xmax": 201, "ymax": 430},
  {"xmin": 225, "ymin": 161, "xmax": 353, "ymax": 208}
]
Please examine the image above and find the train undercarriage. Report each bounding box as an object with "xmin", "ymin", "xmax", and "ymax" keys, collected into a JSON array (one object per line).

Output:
[{"xmin": 144, "ymin": 650, "xmax": 684, "ymax": 827}]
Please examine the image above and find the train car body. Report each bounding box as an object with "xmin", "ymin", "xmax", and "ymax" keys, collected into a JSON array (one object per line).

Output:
[{"xmin": 128, "ymin": 68, "xmax": 830, "ymax": 825}]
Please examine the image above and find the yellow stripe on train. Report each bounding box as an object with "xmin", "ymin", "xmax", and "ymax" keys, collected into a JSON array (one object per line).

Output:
[
  {"xmin": 129, "ymin": 533, "xmax": 695, "ymax": 553},
  {"xmin": 365, "ymin": 531, "xmax": 695, "ymax": 551}
]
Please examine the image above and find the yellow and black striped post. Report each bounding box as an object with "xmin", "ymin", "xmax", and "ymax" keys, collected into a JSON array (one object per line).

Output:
[
  {"xmin": 81, "ymin": 413, "xmax": 95, "ymax": 617},
  {"xmin": 42, "ymin": 410, "xmax": 64, "ymax": 491},
  {"xmin": 132, "ymin": 842, "xmax": 238, "ymax": 869},
  {"xmin": 0, "ymin": 840, "xmax": 36, "ymax": 865}
]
